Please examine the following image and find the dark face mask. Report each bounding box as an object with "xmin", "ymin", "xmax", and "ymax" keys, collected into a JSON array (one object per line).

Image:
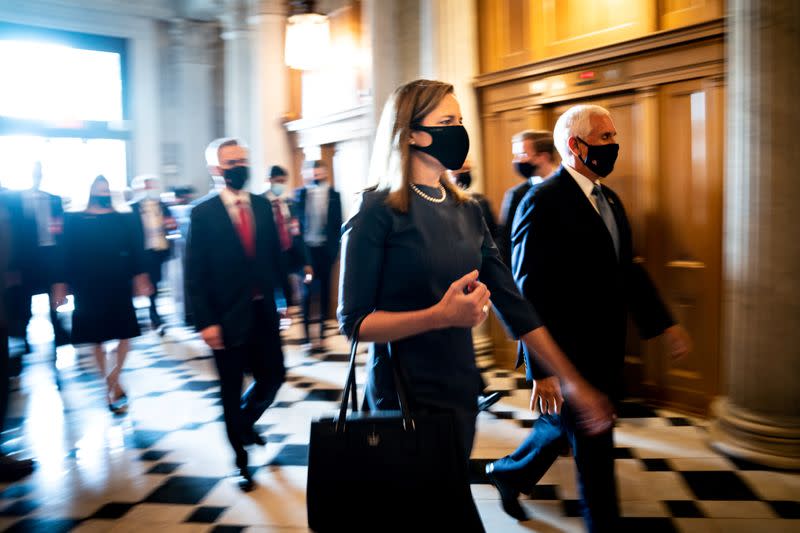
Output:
[
  {"xmin": 410, "ymin": 124, "xmax": 470, "ymax": 171},
  {"xmin": 90, "ymin": 195, "xmax": 112, "ymax": 208},
  {"xmin": 454, "ymin": 171, "xmax": 472, "ymax": 190},
  {"xmin": 224, "ymin": 165, "xmax": 249, "ymax": 190},
  {"xmin": 575, "ymin": 137, "xmax": 619, "ymax": 178},
  {"xmin": 514, "ymin": 161, "xmax": 537, "ymax": 179}
]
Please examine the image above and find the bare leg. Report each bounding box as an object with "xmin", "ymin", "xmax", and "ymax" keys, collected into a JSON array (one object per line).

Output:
[
  {"xmin": 94, "ymin": 343, "xmax": 115, "ymax": 406},
  {"xmin": 92, "ymin": 343, "xmax": 107, "ymax": 380},
  {"xmin": 107, "ymin": 339, "xmax": 130, "ymax": 400}
]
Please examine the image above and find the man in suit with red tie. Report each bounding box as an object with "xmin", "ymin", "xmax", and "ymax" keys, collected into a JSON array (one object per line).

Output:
[
  {"xmin": 264, "ymin": 165, "xmax": 312, "ymax": 309},
  {"xmin": 186, "ymin": 138, "xmax": 289, "ymax": 491},
  {"xmin": 485, "ymin": 105, "xmax": 692, "ymax": 531}
]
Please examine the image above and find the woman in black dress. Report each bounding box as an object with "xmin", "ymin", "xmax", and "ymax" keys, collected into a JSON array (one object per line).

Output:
[
  {"xmin": 338, "ymin": 80, "xmax": 614, "ymax": 528},
  {"xmin": 53, "ymin": 176, "xmax": 152, "ymax": 413}
]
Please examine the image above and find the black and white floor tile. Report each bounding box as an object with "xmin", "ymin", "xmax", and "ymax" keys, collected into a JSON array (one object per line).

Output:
[{"xmin": 1, "ymin": 296, "xmax": 798, "ymax": 532}]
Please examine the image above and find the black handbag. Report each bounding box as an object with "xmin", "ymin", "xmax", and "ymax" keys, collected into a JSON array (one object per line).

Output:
[{"xmin": 306, "ymin": 317, "xmax": 480, "ymax": 532}]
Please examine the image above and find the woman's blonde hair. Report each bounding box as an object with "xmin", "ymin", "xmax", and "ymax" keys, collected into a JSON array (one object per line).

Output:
[{"xmin": 368, "ymin": 79, "xmax": 469, "ymax": 212}]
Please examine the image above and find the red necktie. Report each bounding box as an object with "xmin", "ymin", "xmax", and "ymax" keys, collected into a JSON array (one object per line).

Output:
[
  {"xmin": 272, "ymin": 199, "xmax": 292, "ymax": 251},
  {"xmin": 236, "ymin": 199, "xmax": 255, "ymax": 257}
]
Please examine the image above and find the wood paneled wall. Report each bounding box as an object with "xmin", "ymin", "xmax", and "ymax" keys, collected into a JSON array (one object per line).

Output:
[
  {"xmin": 475, "ymin": 11, "xmax": 725, "ymax": 413},
  {"xmin": 478, "ymin": 0, "xmax": 723, "ymax": 74}
]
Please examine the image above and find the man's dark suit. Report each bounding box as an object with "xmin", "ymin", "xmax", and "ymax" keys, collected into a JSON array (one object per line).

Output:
[
  {"xmin": 130, "ymin": 199, "xmax": 174, "ymax": 327},
  {"xmin": 7, "ymin": 189, "xmax": 67, "ymax": 347},
  {"xmin": 497, "ymin": 180, "xmax": 533, "ymax": 266},
  {"xmin": 493, "ymin": 166, "xmax": 674, "ymax": 532},
  {"xmin": 185, "ymin": 192, "xmax": 287, "ymax": 469},
  {"xmin": 294, "ymin": 186, "xmax": 342, "ymax": 342}
]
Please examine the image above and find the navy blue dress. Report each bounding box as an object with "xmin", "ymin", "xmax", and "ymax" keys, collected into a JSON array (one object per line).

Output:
[
  {"xmin": 338, "ymin": 185, "xmax": 541, "ymax": 453},
  {"xmin": 62, "ymin": 211, "xmax": 144, "ymax": 344}
]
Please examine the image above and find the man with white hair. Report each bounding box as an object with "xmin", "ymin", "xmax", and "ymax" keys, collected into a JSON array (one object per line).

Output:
[
  {"xmin": 185, "ymin": 138, "xmax": 289, "ymax": 492},
  {"xmin": 486, "ymin": 105, "xmax": 692, "ymax": 531},
  {"xmin": 130, "ymin": 175, "xmax": 176, "ymax": 333}
]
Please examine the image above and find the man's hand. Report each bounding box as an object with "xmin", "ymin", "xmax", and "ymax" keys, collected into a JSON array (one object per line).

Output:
[
  {"xmin": 201, "ymin": 325, "xmax": 224, "ymax": 350},
  {"xmin": 563, "ymin": 379, "xmax": 615, "ymax": 436},
  {"xmin": 530, "ymin": 376, "xmax": 563, "ymax": 415},
  {"xmin": 663, "ymin": 324, "xmax": 692, "ymax": 361},
  {"xmin": 303, "ymin": 265, "xmax": 313, "ymax": 284}
]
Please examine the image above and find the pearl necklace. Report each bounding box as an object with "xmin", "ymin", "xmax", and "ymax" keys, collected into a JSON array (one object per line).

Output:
[{"xmin": 410, "ymin": 183, "xmax": 447, "ymax": 204}]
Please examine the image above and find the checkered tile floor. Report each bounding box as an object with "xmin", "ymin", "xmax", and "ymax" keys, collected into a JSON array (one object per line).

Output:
[{"xmin": 1, "ymin": 297, "xmax": 798, "ymax": 532}]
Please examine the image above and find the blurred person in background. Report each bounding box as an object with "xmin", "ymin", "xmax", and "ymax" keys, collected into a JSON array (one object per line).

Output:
[
  {"xmin": 52, "ymin": 176, "xmax": 152, "ymax": 414},
  {"xmin": 449, "ymin": 161, "xmax": 499, "ymax": 240},
  {"xmin": 264, "ymin": 165, "xmax": 312, "ymax": 310},
  {"xmin": 497, "ymin": 131, "xmax": 558, "ymax": 266},
  {"xmin": 10, "ymin": 161, "xmax": 68, "ymax": 356},
  {"xmin": 130, "ymin": 175, "xmax": 177, "ymax": 334},
  {"xmin": 0, "ymin": 193, "xmax": 36, "ymax": 481},
  {"xmin": 294, "ymin": 161, "xmax": 342, "ymax": 350}
]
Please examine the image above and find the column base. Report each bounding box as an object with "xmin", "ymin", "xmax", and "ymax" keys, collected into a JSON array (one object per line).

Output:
[{"xmin": 709, "ymin": 397, "xmax": 800, "ymax": 470}]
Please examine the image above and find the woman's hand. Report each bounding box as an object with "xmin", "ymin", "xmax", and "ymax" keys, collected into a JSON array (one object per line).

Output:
[{"xmin": 433, "ymin": 270, "xmax": 491, "ymax": 329}]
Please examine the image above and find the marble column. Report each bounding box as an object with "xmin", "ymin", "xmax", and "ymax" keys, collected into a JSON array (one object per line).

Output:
[
  {"xmin": 167, "ymin": 18, "xmax": 216, "ymax": 194},
  {"xmin": 420, "ymin": 0, "xmax": 491, "ymax": 353},
  {"xmin": 420, "ymin": 0, "xmax": 484, "ymax": 192},
  {"xmin": 248, "ymin": 0, "xmax": 293, "ymax": 187},
  {"xmin": 710, "ymin": 0, "xmax": 800, "ymax": 469},
  {"xmin": 219, "ymin": 0, "xmax": 253, "ymax": 141}
]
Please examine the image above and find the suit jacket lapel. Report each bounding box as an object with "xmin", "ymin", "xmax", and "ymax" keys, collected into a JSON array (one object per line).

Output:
[
  {"xmin": 211, "ymin": 195, "xmax": 248, "ymax": 257},
  {"xmin": 555, "ymin": 167, "xmax": 618, "ymax": 258}
]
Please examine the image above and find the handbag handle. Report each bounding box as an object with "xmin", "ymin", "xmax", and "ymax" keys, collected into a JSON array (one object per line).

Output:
[{"xmin": 336, "ymin": 315, "xmax": 415, "ymax": 433}]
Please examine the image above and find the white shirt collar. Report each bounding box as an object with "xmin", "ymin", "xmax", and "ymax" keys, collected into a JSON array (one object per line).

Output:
[
  {"xmin": 563, "ymin": 164, "xmax": 598, "ymax": 201},
  {"xmin": 220, "ymin": 186, "xmax": 250, "ymax": 207}
]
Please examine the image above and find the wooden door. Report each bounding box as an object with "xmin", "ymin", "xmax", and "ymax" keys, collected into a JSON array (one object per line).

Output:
[{"xmin": 655, "ymin": 78, "xmax": 724, "ymax": 412}]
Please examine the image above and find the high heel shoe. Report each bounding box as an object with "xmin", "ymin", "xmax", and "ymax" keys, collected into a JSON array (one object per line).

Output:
[{"xmin": 108, "ymin": 392, "xmax": 128, "ymax": 414}]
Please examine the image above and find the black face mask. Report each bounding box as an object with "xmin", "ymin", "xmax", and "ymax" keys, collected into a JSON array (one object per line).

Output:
[
  {"xmin": 575, "ymin": 137, "xmax": 619, "ymax": 178},
  {"xmin": 454, "ymin": 171, "xmax": 472, "ymax": 190},
  {"xmin": 410, "ymin": 124, "xmax": 470, "ymax": 170},
  {"xmin": 514, "ymin": 161, "xmax": 537, "ymax": 179},
  {"xmin": 224, "ymin": 165, "xmax": 249, "ymax": 190},
  {"xmin": 90, "ymin": 195, "xmax": 112, "ymax": 208}
]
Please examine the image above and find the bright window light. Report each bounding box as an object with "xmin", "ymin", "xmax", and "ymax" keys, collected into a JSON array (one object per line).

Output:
[
  {"xmin": 0, "ymin": 135, "xmax": 127, "ymax": 207},
  {"xmin": 0, "ymin": 39, "xmax": 122, "ymax": 122}
]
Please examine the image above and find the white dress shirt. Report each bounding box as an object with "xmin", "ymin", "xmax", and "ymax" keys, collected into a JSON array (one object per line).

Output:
[
  {"xmin": 140, "ymin": 198, "xmax": 169, "ymax": 251},
  {"xmin": 23, "ymin": 190, "xmax": 55, "ymax": 247},
  {"xmin": 219, "ymin": 187, "xmax": 254, "ymax": 233},
  {"xmin": 265, "ymin": 190, "xmax": 292, "ymax": 221},
  {"xmin": 563, "ymin": 164, "xmax": 601, "ymax": 214},
  {"xmin": 304, "ymin": 183, "xmax": 329, "ymax": 247}
]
